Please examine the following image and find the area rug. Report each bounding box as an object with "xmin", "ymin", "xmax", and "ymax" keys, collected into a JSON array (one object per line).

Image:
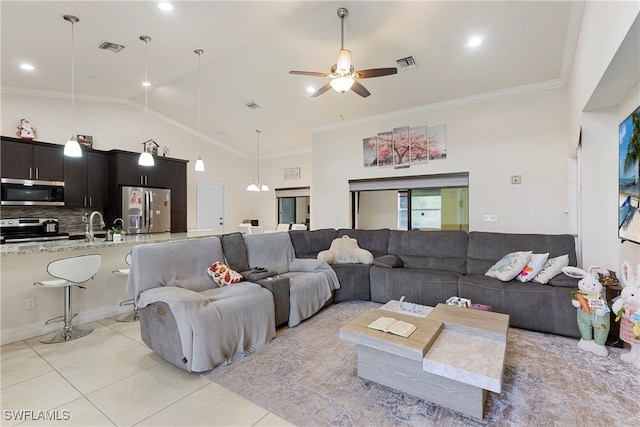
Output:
[{"xmin": 204, "ymin": 301, "xmax": 638, "ymax": 426}]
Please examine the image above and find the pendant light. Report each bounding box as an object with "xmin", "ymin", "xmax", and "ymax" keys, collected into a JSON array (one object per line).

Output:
[
  {"xmin": 138, "ymin": 35, "xmax": 154, "ymax": 167},
  {"xmin": 63, "ymin": 15, "xmax": 82, "ymax": 158},
  {"xmin": 246, "ymin": 130, "xmax": 268, "ymax": 192},
  {"xmin": 194, "ymin": 49, "xmax": 205, "ymax": 172}
]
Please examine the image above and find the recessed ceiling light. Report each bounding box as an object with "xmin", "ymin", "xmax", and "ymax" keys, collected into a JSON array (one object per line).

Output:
[
  {"xmin": 20, "ymin": 63, "xmax": 35, "ymax": 71},
  {"xmin": 306, "ymin": 86, "xmax": 315, "ymax": 94},
  {"xmin": 158, "ymin": 2, "xmax": 173, "ymax": 11},
  {"xmin": 468, "ymin": 37, "xmax": 482, "ymax": 47},
  {"xmin": 142, "ymin": 81, "xmax": 151, "ymax": 87}
]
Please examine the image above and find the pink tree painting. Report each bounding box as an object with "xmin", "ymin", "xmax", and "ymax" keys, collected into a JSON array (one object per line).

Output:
[
  {"xmin": 427, "ymin": 124, "xmax": 447, "ymax": 160},
  {"xmin": 393, "ymin": 126, "xmax": 410, "ymax": 168},
  {"xmin": 363, "ymin": 136, "xmax": 378, "ymax": 167},
  {"xmin": 377, "ymin": 131, "xmax": 393, "ymax": 167},
  {"xmin": 409, "ymin": 125, "xmax": 428, "ymax": 165}
]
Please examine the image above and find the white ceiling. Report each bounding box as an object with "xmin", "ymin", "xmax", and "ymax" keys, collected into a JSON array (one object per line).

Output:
[{"xmin": 1, "ymin": 1, "xmax": 580, "ymax": 158}]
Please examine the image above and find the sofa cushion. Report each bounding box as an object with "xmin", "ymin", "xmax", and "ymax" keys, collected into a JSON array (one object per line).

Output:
[
  {"xmin": 370, "ymin": 265, "xmax": 461, "ymax": 306},
  {"xmin": 485, "ymin": 251, "xmax": 532, "ymax": 281},
  {"xmin": 387, "ymin": 230, "xmax": 468, "ymax": 274},
  {"xmin": 288, "ymin": 228, "xmax": 338, "ymax": 259},
  {"xmin": 244, "ymin": 233, "xmax": 294, "ymax": 274},
  {"xmin": 337, "ymin": 228, "xmax": 390, "ymax": 258},
  {"xmin": 466, "ymin": 231, "xmax": 577, "ymax": 275},
  {"xmin": 220, "ymin": 232, "xmax": 250, "ymax": 272}
]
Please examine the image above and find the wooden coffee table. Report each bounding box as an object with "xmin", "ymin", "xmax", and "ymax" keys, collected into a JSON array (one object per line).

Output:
[{"xmin": 339, "ymin": 303, "xmax": 509, "ymax": 418}]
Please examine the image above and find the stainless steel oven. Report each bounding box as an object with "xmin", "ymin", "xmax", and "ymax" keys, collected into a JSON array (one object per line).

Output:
[
  {"xmin": 1, "ymin": 178, "xmax": 64, "ymax": 206},
  {"xmin": 0, "ymin": 218, "xmax": 69, "ymax": 244}
]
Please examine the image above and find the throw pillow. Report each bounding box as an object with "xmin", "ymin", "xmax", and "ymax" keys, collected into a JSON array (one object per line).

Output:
[
  {"xmin": 317, "ymin": 235, "xmax": 373, "ymax": 265},
  {"xmin": 485, "ymin": 251, "xmax": 533, "ymax": 281},
  {"xmin": 207, "ymin": 261, "xmax": 243, "ymax": 287},
  {"xmin": 533, "ymin": 254, "xmax": 569, "ymax": 284},
  {"xmin": 516, "ymin": 253, "xmax": 550, "ymax": 282}
]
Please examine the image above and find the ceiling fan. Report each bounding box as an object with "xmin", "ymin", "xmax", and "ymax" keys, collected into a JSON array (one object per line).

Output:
[{"xmin": 289, "ymin": 7, "xmax": 397, "ymax": 98}]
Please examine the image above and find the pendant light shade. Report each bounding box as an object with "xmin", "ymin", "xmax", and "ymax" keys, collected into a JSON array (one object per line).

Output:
[
  {"xmin": 194, "ymin": 157, "xmax": 205, "ymax": 172},
  {"xmin": 247, "ymin": 130, "xmax": 268, "ymax": 192},
  {"xmin": 63, "ymin": 15, "xmax": 82, "ymax": 158},
  {"xmin": 194, "ymin": 49, "xmax": 205, "ymax": 172},
  {"xmin": 139, "ymin": 35, "xmax": 154, "ymax": 167}
]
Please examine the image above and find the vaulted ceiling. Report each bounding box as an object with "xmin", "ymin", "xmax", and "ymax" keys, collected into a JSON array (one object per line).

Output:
[{"xmin": 1, "ymin": 1, "xmax": 580, "ymax": 158}]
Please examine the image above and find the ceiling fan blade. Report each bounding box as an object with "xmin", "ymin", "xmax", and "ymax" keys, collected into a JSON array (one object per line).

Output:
[
  {"xmin": 351, "ymin": 80, "xmax": 371, "ymax": 98},
  {"xmin": 289, "ymin": 71, "xmax": 330, "ymax": 77},
  {"xmin": 311, "ymin": 82, "xmax": 332, "ymax": 97},
  {"xmin": 354, "ymin": 68, "xmax": 398, "ymax": 79}
]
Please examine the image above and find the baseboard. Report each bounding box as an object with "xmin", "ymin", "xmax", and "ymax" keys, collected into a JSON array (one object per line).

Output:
[{"xmin": 1, "ymin": 305, "xmax": 131, "ymax": 345}]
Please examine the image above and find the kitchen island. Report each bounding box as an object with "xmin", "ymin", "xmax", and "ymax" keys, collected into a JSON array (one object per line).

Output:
[{"xmin": 0, "ymin": 231, "xmax": 218, "ymax": 344}]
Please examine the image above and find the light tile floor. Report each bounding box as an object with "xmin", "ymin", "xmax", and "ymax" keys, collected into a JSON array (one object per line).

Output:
[{"xmin": 0, "ymin": 317, "xmax": 295, "ymax": 426}]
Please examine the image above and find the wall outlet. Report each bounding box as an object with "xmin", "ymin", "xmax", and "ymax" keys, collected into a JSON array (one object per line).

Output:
[
  {"xmin": 25, "ymin": 296, "xmax": 36, "ymax": 310},
  {"xmin": 510, "ymin": 175, "xmax": 522, "ymax": 185},
  {"xmin": 482, "ymin": 214, "xmax": 498, "ymax": 223}
]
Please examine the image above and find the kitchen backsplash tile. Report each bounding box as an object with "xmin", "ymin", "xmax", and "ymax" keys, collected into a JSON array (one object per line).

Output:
[{"xmin": 0, "ymin": 207, "xmax": 104, "ymax": 235}]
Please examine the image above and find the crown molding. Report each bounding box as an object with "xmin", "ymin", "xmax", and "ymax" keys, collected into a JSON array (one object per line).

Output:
[
  {"xmin": 1, "ymin": 86, "xmax": 128, "ymax": 104},
  {"xmin": 311, "ymin": 78, "xmax": 566, "ymax": 134}
]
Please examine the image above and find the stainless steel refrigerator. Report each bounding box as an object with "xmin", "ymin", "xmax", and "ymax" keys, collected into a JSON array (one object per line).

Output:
[{"xmin": 121, "ymin": 186, "xmax": 171, "ymax": 234}]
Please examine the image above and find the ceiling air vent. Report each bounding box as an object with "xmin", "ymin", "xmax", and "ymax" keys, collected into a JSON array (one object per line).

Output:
[
  {"xmin": 396, "ymin": 56, "xmax": 417, "ymax": 71},
  {"xmin": 244, "ymin": 100, "xmax": 261, "ymax": 110},
  {"xmin": 97, "ymin": 41, "xmax": 126, "ymax": 53}
]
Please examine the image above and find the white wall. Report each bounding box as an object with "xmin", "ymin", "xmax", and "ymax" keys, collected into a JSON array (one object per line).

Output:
[
  {"xmin": 1, "ymin": 91, "xmax": 254, "ymax": 232},
  {"xmin": 567, "ymin": 2, "xmax": 640, "ymax": 269},
  {"xmin": 312, "ymin": 87, "xmax": 570, "ymax": 234}
]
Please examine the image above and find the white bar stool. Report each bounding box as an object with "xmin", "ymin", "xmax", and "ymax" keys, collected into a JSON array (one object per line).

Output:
[
  {"xmin": 34, "ymin": 254, "xmax": 101, "ymax": 344},
  {"xmin": 112, "ymin": 252, "xmax": 138, "ymax": 322}
]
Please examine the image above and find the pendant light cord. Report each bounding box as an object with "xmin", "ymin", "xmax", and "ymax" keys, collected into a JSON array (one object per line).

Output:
[{"xmin": 256, "ymin": 130, "xmax": 261, "ymax": 183}]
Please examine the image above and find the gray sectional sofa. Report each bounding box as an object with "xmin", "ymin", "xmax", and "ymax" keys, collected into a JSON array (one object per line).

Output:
[{"xmin": 128, "ymin": 227, "xmax": 580, "ymax": 372}]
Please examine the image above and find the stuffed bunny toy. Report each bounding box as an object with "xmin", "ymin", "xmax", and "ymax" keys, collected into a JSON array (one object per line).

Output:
[
  {"xmin": 562, "ymin": 266, "xmax": 611, "ymax": 356},
  {"xmin": 612, "ymin": 261, "xmax": 640, "ymax": 368}
]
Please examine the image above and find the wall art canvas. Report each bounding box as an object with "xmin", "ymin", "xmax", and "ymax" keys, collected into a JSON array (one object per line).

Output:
[
  {"xmin": 427, "ymin": 124, "xmax": 447, "ymax": 160},
  {"xmin": 393, "ymin": 126, "xmax": 410, "ymax": 168},
  {"xmin": 619, "ymin": 105, "xmax": 640, "ymax": 244},
  {"xmin": 363, "ymin": 136, "xmax": 378, "ymax": 167},
  {"xmin": 409, "ymin": 125, "xmax": 428, "ymax": 165},
  {"xmin": 377, "ymin": 131, "xmax": 394, "ymax": 167}
]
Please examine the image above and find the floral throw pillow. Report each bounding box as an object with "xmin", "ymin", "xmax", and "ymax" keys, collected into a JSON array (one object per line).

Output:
[
  {"xmin": 485, "ymin": 251, "xmax": 533, "ymax": 281},
  {"xmin": 207, "ymin": 261, "xmax": 243, "ymax": 287},
  {"xmin": 516, "ymin": 253, "xmax": 550, "ymax": 282},
  {"xmin": 533, "ymin": 254, "xmax": 569, "ymax": 284}
]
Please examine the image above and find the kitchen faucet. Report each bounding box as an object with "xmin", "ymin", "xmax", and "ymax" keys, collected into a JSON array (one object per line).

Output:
[
  {"xmin": 85, "ymin": 211, "xmax": 105, "ymax": 242},
  {"xmin": 113, "ymin": 218, "xmax": 124, "ymax": 230}
]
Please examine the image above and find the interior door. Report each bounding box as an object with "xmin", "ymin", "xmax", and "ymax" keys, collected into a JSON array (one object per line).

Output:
[{"xmin": 196, "ymin": 181, "xmax": 225, "ymax": 233}]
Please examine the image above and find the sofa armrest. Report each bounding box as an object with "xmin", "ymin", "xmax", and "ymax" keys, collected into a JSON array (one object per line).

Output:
[
  {"xmin": 252, "ymin": 276, "xmax": 290, "ymax": 327},
  {"xmin": 373, "ymin": 254, "xmax": 404, "ymax": 268},
  {"xmin": 137, "ymin": 285, "xmax": 210, "ymax": 309},
  {"xmin": 242, "ymin": 269, "xmax": 278, "ymax": 281}
]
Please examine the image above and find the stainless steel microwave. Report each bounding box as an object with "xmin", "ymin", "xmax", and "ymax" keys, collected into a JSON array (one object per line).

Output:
[{"xmin": 0, "ymin": 178, "xmax": 65, "ymax": 206}]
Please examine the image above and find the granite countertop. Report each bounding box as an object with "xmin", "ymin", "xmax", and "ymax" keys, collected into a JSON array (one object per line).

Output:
[{"xmin": 0, "ymin": 231, "xmax": 220, "ymax": 256}]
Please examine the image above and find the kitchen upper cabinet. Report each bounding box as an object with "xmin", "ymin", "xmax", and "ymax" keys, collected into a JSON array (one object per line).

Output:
[
  {"xmin": 1, "ymin": 137, "xmax": 64, "ymax": 181},
  {"xmin": 64, "ymin": 150, "xmax": 109, "ymax": 208},
  {"xmin": 113, "ymin": 151, "xmax": 164, "ymax": 187}
]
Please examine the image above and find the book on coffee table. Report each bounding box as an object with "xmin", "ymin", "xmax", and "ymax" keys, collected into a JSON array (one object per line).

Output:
[{"xmin": 367, "ymin": 316, "xmax": 417, "ymax": 338}]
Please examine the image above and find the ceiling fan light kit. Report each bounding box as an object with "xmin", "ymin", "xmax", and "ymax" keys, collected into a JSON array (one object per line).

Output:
[{"xmin": 289, "ymin": 7, "xmax": 397, "ymax": 98}]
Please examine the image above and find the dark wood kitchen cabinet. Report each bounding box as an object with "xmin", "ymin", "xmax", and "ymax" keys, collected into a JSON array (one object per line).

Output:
[
  {"xmin": 162, "ymin": 158, "xmax": 187, "ymax": 233},
  {"xmin": 63, "ymin": 150, "xmax": 109, "ymax": 208},
  {"xmin": 1, "ymin": 137, "xmax": 64, "ymax": 181},
  {"xmin": 112, "ymin": 151, "xmax": 164, "ymax": 187},
  {"xmin": 107, "ymin": 150, "xmax": 188, "ymax": 232}
]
